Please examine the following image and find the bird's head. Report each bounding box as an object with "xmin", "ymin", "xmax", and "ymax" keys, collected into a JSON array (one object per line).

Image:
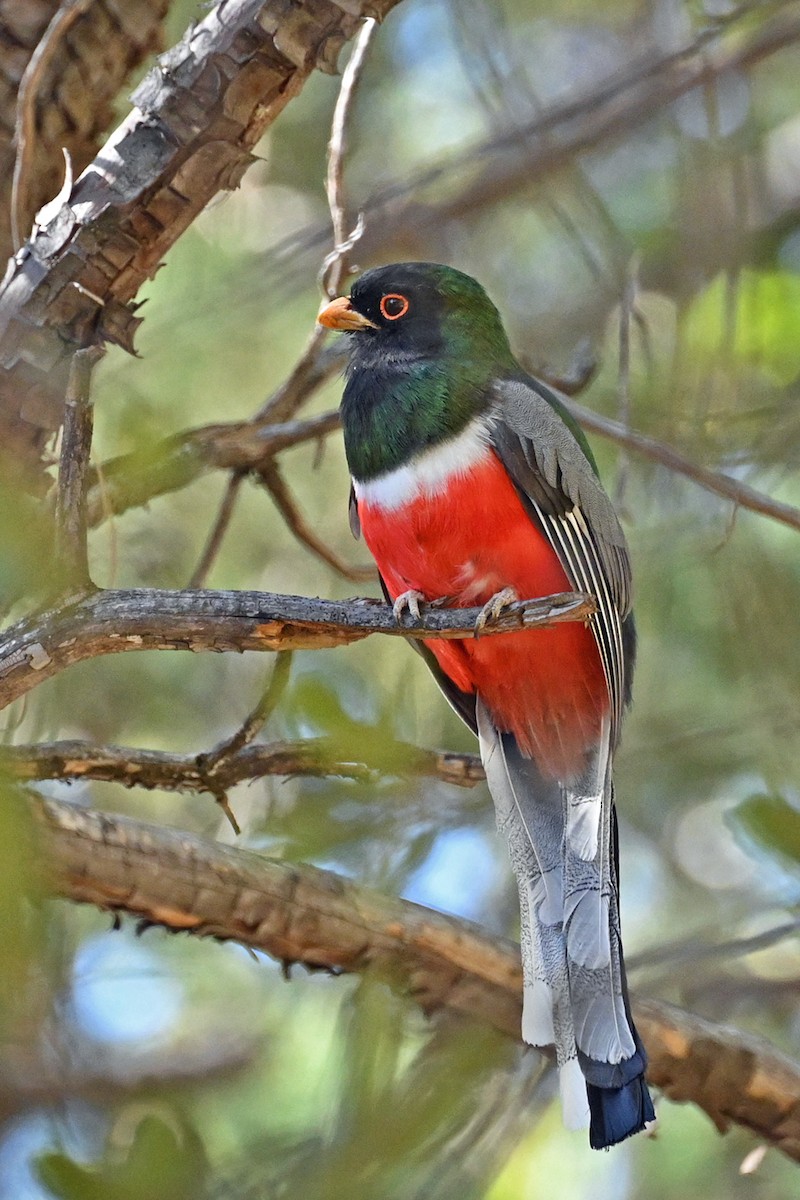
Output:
[{"xmin": 318, "ymin": 262, "xmax": 516, "ymax": 370}]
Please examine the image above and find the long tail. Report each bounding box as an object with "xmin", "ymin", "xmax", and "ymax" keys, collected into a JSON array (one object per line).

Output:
[{"xmin": 476, "ymin": 700, "xmax": 654, "ymax": 1149}]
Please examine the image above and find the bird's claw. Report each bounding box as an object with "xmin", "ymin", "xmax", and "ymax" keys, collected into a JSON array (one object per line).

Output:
[
  {"xmin": 392, "ymin": 589, "xmax": 426, "ymax": 624},
  {"xmin": 475, "ymin": 587, "xmax": 519, "ymax": 634}
]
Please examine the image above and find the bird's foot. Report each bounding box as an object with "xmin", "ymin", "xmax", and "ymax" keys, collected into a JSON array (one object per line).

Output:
[
  {"xmin": 475, "ymin": 587, "xmax": 519, "ymax": 634},
  {"xmin": 392, "ymin": 589, "xmax": 427, "ymax": 624}
]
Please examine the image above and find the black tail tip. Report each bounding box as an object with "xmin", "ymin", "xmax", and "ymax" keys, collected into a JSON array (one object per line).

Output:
[{"xmin": 587, "ymin": 1077, "xmax": 656, "ymax": 1151}]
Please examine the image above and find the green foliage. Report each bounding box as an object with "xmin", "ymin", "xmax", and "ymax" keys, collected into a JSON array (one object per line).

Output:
[
  {"xmin": 684, "ymin": 269, "xmax": 800, "ymax": 387},
  {"xmin": 730, "ymin": 793, "xmax": 800, "ymax": 875},
  {"xmin": 36, "ymin": 1113, "xmax": 207, "ymax": 1200}
]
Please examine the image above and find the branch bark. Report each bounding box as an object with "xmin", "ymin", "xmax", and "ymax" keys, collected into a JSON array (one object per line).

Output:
[
  {"xmin": 34, "ymin": 794, "xmax": 800, "ymax": 1163},
  {"xmin": 0, "ymin": 0, "xmax": 405, "ymax": 485},
  {"xmin": 1, "ymin": 736, "xmax": 485, "ymax": 793},
  {"xmin": 0, "ymin": 587, "xmax": 593, "ymax": 711}
]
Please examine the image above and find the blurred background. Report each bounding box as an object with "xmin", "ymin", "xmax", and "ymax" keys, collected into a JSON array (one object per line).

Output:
[{"xmin": 1, "ymin": 0, "xmax": 799, "ymax": 1196}]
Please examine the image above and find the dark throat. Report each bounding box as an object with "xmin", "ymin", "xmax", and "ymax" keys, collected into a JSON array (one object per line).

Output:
[{"xmin": 340, "ymin": 338, "xmax": 493, "ymax": 482}]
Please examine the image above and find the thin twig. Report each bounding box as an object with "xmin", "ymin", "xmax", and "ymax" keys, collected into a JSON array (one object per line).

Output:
[
  {"xmin": 11, "ymin": 0, "xmax": 94, "ymax": 249},
  {"xmin": 614, "ymin": 256, "xmax": 639, "ymax": 509},
  {"xmin": 54, "ymin": 345, "xmax": 105, "ymax": 593},
  {"xmin": 256, "ymin": 19, "xmax": 377, "ymax": 430},
  {"xmin": 187, "ymin": 471, "xmax": 244, "ymax": 589},
  {"xmin": 563, "ymin": 397, "xmax": 800, "ymax": 534},
  {"xmin": 628, "ymin": 917, "xmax": 800, "ymax": 974},
  {"xmin": 321, "ymin": 16, "xmax": 377, "ymax": 298},
  {"xmin": 197, "ymin": 651, "xmax": 295, "ymax": 830},
  {"xmin": 258, "ymin": 461, "xmax": 376, "ymax": 582}
]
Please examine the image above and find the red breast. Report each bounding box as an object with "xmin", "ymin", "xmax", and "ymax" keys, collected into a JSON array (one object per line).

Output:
[{"xmin": 357, "ymin": 450, "xmax": 608, "ymax": 780}]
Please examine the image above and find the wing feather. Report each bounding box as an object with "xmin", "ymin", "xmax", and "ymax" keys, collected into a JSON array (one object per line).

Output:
[{"xmin": 490, "ymin": 377, "xmax": 633, "ymax": 744}]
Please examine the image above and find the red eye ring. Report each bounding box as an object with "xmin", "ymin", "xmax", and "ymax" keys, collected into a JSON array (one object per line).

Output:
[{"xmin": 380, "ymin": 293, "xmax": 409, "ymax": 321}]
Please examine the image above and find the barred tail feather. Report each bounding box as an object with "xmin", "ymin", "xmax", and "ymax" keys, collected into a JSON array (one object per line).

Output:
[{"xmin": 476, "ymin": 700, "xmax": 655, "ymax": 1149}]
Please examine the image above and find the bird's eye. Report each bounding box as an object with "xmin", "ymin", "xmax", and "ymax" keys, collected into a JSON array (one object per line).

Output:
[{"xmin": 380, "ymin": 293, "xmax": 409, "ymax": 321}]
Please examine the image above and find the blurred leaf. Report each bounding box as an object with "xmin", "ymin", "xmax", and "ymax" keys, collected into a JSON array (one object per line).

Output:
[
  {"xmin": 36, "ymin": 1154, "xmax": 106, "ymax": 1200},
  {"xmin": 729, "ymin": 792, "xmax": 800, "ymax": 873},
  {"xmin": 0, "ymin": 779, "xmax": 45, "ymax": 1028},
  {"xmin": 684, "ymin": 269, "xmax": 800, "ymax": 386},
  {"xmin": 0, "ymin": 480, "xmax": 53, "ymax": 602},
  {"xmin": 36, "ymin": 1112, "xmax": 207, "ymax": 1200}
]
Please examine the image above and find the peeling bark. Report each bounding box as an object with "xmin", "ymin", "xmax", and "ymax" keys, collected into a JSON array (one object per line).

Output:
[{"xmin": 0, "ymin": 0, "xmax": 405, "ymax": 487}]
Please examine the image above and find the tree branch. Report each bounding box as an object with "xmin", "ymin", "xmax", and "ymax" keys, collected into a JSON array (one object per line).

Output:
[
  {"xmin": 54, "ymin": 345, "xmax": 105, "ymax": 590},
  {"xmin": 0, "ymin": 587, "xmax": 594, "ymax": 711},
  {"xmin": 287, "ymin": 4, "xmax": 800, "ymax": 268},
  {"xmin": 0, "ymin": 0, "xmax": 405, "ymax": 484},
  {"xmin": 33, "ymin": 794, "xmax": 800, "ymax": 1163},
  {"xmin": 1, "ymin": 736, "xmax": 485, "ymax": 793},
  {"xmin": 89, "ymin": 378, "xmax": 800, "ymax": 538},
  {"xmin": 563, "ymin": 398, "xmax": 800, "ymax": 535}
]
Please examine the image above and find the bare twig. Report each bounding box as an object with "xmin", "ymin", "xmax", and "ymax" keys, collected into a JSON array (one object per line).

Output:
[
  {"xmin": 11, "ymin": 0, "xmax": 94, "ymax": 249},
  {"xmin": 628, "ymin": 917, "xmax": 800, "ymax": 974},
  {"xmin": 196, "ymin": 651, "xmax": 295, "ymax": 830},
  {"xmin": 321, "ymin": 17, "xmax": 377, "ymax": 298},
  {"xmin": 563, "ymin": 398, "xmax": 800, "ymax": 534},
  {"xmin": 86, "ymin": 406, "xmax": 345, "ymax": 527},
  {"xmin": 33, "ymin": 794, "xmax": 800, "ymax": 1164},
  {"xmin": 187, "ymin": 472, "xmax": 245, "ymax": 589},
  {"xmin": 1, "ymin": 736, "xmax": 484, "ymax": 794},
  {"xmin": 614, "ymin": 257, "xmax": 639, "ymax": 509},
  {"xmin": 54, "ymin": 345, "xmax": 105, "ymax": 592},
  {"xmin": 258, "ymin": 460, "xmax": 375, "ymax": 582},
  {"xmin": 256, "ymin": 17, "xmax": 377, "ymax": 432},
  {"xmin": 0, "ymin": 587, "xmax": 594, "ymax": 712}
]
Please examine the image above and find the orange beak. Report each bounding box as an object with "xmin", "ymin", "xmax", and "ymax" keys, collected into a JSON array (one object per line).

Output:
[{"xmin": 317, "ymin": 295, "xmax": 377, "ymax": 331}]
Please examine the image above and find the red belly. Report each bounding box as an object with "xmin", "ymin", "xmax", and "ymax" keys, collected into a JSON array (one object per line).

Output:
[{"xmin": 358, "ymin": 451, "xmax": 608, "ymax": 780}]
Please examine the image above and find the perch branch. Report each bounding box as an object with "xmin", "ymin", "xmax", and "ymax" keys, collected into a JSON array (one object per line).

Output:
[
  {"xmin": 0, "ymin": 587, "xmax": 594, "ymax": 712},
  {"xmin": 33, "ymin": 794, "xmax": 800, "ymax": 1164}
]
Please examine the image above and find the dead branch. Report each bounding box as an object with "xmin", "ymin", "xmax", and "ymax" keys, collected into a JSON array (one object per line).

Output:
[
  {"xmin": 0, "ymin": 1029, "xmax": 258, "ymax": 1122},
  {"xmin": 186, "ymin": 471, "xmax": 245, "ymax": 588},
  {"xmin": 0, "ymin": 587, "xmax": 594, "ymax": 711},
  {"xmin": 86, "ymin": 402, "xmax": 344, "ymax": 527},
  {"xmin": 0, "ymin": 0, "xmax": 170, "ymax": 261},
  {"xmin": 563, "ymin": 398, "xmax": 800, "ymax": 535},
  {"xmin": 1, "ymin": 736, "xmax": 484, "ymax": 794},
  {"xmin": 0, "ymin": 0, "xmax": 405, "ymax": 486},
  {"xmin": 33, "ymin": 794, "xmax": 800, "ymax": 1163}
]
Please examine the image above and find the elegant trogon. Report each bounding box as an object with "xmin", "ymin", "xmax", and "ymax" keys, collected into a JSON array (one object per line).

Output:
[{"xmin": 318, "ymin": 262, "xmax": 654, "ymax": 1150}]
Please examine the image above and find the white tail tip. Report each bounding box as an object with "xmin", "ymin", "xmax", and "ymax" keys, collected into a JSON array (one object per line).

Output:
[
  {"xmin": 560, "ymin": 1058, "xmax": 590, "ymax": 1131},
  {"xmin": 522, "ymin": 980, "xmax": 555, "ymax": 1045}
]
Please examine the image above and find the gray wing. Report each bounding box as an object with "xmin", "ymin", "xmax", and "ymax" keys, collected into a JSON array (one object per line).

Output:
[{"xmin": 490, "ymin": 377, "xmax": 633, "ymax": 744}]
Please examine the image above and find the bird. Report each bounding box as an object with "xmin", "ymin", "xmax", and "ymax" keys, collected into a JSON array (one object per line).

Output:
[{"xmin": 318, "ymin": 262, "xmax": 655, "ymax": 1150}]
